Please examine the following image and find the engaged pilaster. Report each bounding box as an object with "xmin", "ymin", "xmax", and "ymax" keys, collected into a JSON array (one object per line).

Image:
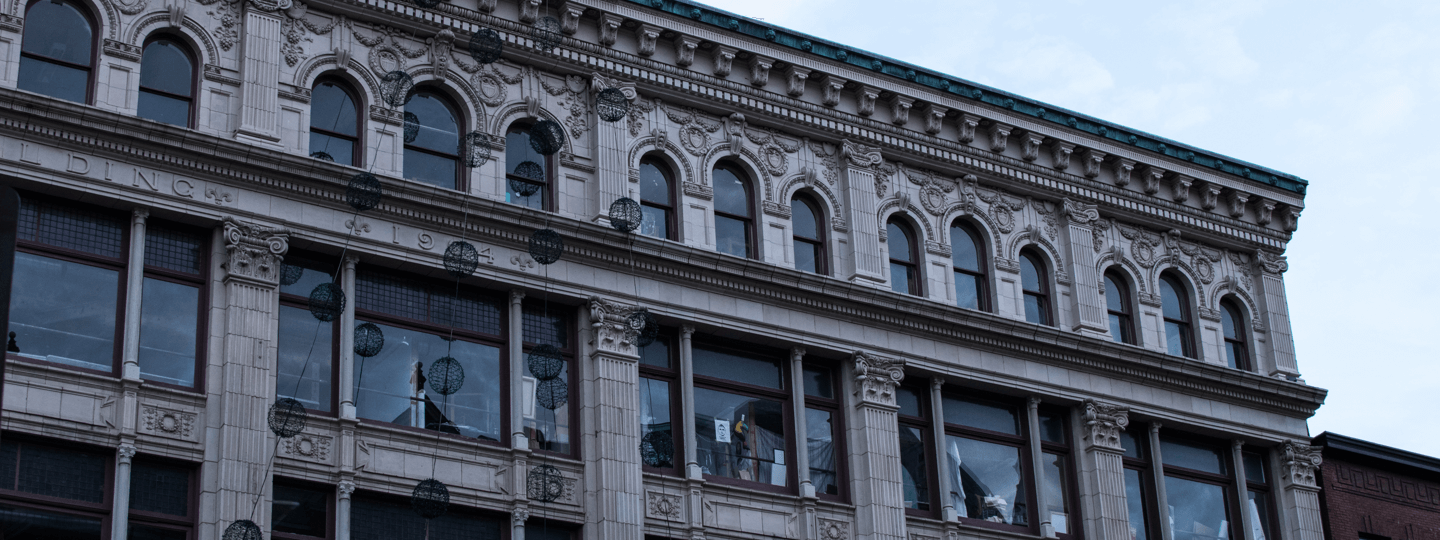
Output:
[
  {"xmin": 1062, "ymin": 199, "xmax": 1109, "ymax": 337},
  {"xmin": 586, "ymin": 296, "xmax": 644, "ymax": 540},
  {"xmin": 841, "ymin": 141, "xmax": 887, "ymax": 286},
  {"xmin": 1255, "ymin": 252, "xmax": 1299, "ymax": 379},
  {"xmin": 849, "ymin": 352, "xmax": 906, "ymax": 540},
  {"xmin": 1079, "ymin": 400, "xmax": 1132, "ymax": 540},
  {"xmin": 1278, "ymin": 441, "xmax": 1325, "ymax": 540},
  {"xmin": 236, "ymin": 0, "xmax": 287, "ymax": 145}
]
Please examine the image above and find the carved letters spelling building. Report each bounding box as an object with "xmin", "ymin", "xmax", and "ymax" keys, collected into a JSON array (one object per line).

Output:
[{"xmin": 0, "ymin": 0, "xmax": 1326, "ymax": 539}]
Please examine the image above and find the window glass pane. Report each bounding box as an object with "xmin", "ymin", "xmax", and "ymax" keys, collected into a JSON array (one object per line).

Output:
[
  {"xmin": 1020, "ymin": 254, "xmax": 1042, "ymax": 291},
  {"xmin": 886, "ymin": 222, "xmax": 912, "ymax": 262},
  {"xmin": 1225, "ymin": 343, "xmax": 1243, "ymax": 370},
  {"xmin": 0, "ymin": 503, "xmax": 102, "ymax": 540},
  {"xmin": 640, "ymin": 204, "xmax": 668, "ymax": 239},
  {"xmin": 1160, "ymin": 277, "xmax": 1186, "ymax": 320},
  {"xmin": 945, "ymin": 435, "xmax": 1027, "ymax": 526},
  {"xmin": 640, "ymin": 377, "xmax": 674, "ymax": 468},
  {"xmin": 895, "ymin": 387, "xmax": 922, "ymax": 418},
  {"xmin": 1124, "ymin": 468, "xmax": 1149, "ymax": 540},
  {"xmin": 713, "ymin": 167, "xmax": 750, "ymax": 217},
  {"xmin": 889, "ymin": 262, "xmax": 913, "ymax": 295},
  {"xmin": 1024, "ymin": 294, "xmax": 1045, "ymax": 325},
  {"xmin": 1105, "ymin": 275, "xmax": 1125, "ymax": 312},
  {"xmin": 310, "ymin": 132, "xmax": 355, "ymax": 166},
  {"xmin": 15, "ymin": 442, "xmax": 106, "ymax": 502},
  {"xmin": 693, "ymin": 344, "xmax": 781, "ymax": 389},
  {"xmin": 280, "ymin": 257, "xmax": 333, "ymax": 297},
  {"xmin": 311, "ymin": 82, "xmax": 358, "ymax": 137},
  {"xmin": 355, "ymin": 270, "xmax": 502, "ymax": 335},
  {"xmin": 1243, "ymin": 452, "xmax": 1267, "ymax": 484},
  {"xmin": 526, "ymin": 524, "xmax": 574, "ymax": 540},
  {"xmin": 1160, "ymin": 437, "xmax": 1226, "ymax": 475},
  {"xmin": 139, "ymin": 40, "xmax": 192, "ymax": 97},
  {"xmin": 1165, "ymin": 322, "xmax": 1188, "ymax": 357},
  {"xmin": 802, "ymin": 367, "xmax": 833, "ymax": 399},
  {"xmin": 1221, "ymin": 303, "xmax": 1240, "ymax": 339},
  {"xmin": 138, "ymin": 278, "xmax": 198, "ymax": 387},
  {"xmin": 506, "ymin": 129, "xmax": 546, "ymax": 176},
  {"xmin": 715, "ymin": 215, "xmax": 749, "ymax": 258},
  {"xmin": 942, "ymin": 395, "xmax": 1019, "ymax": 435},
  {"xmin": 1038, "ymin": 411, "xmax": 1065, "ymax": 444},
  {"xmin": 900, "ymin": 426, "xmax": 929, "ymax": 511},
  {"xmin": 145, "ymin": 226, "xmax": 203, "ymax": 274},
  {"xmin": 403, "ymin": 148, "xmax": 457, "ymax": 190},
  {"xmin": 22, "ymin": 1, "xmax": 92, "ymax": 65},
  {"xmin": 640, "ymin": 162, "xmax": 671, "ymax": 205},
  {"xmin": 1164, "ymin": 475, "xmax": 1229, "ymax": 540},
  {"xmin": 354, "ymin": 322, "xmax": 502, "ymax": 442},
  {"xmin": 21, "ymin": 198, "xmax": 125, "ymax": 257},
  {"xmin": 1119, "ymin": 430, "xmax": 1143, "ymax": 460},
  {"xmin": 128, "ymin": 525, "xmax": 187, "ymax": 540},
  {"xmin": 1247, "ymin": 490, "xmax": 1272, "ymax": 540},
  {"xmin": 277, "ymin": 306, "xmax": 333, "ymax": 412},
  {"xmin": 353, "ymin": 495, "xmax": 501, "ymax": 540},
  {"xmin": 951, "ymin": 225, "xmax": 981, "ymax": 271},
  {"xmin": 18, "ymin": 56, "xmax": 88, "ymax": 103},
  {"xmin": 130, "ymin": 461, "xmax": 189, "ymax": 516},
  {"xmin": 806, "ymin": 408, "xmax": 838, "ymax": 495},
  {"xmin": 1109, "ymin": 314, "xmax": 1128, "ymax": 344},
  {"xmin": 9, "ymin": 252, "xmax": 117, "ymax": 371},
  {"xmin": 522, "ymin": 306, "xmax": 568, "ymax": 348},
  {"xmin": 138, "ymin": 90, "xmax": 190, "ymax": 127},
  {"xmin": 795, "ymin": 240, "xmax": 819, "ymax": 274},
  {"xmin": 791, "ymin": 199, "xmax": 818, "ymax": 240},
  {"xmin": 954, "ymin": 272, "xmax": 980, "ymax": 310},
  {"xmin": 406, "ymin": 93, "xmax": 458, "ymax": 153},
  {"xmin": 639, "ymin": 335, "xmax": 670, "ymax": 368},
  {"xmin": 693, "ymin": 387, "xmax": 787, "ymax": 486},
  {"xmin": 1043, "ymin": 452, "xmax": 1071, "ymax": 534},
  {"xmin": 508, "ymin": 181, "xmax": 546, "ymax": 210},
  {"xmin": 273, "ymin": 483, "xmax": 329, "ymax": 536},
  {"xmin": 523, "ymin": 355, "xmax": 572, "ymax": 454}
]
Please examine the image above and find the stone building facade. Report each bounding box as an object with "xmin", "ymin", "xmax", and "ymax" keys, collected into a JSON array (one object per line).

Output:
[
  {"xmin": 0, "ymin": 0, "xmax": 1327, "ymax": 539},
  {"xmin": 1313, "ymin": 433, "xmax": 1440, "ymax": 540}
]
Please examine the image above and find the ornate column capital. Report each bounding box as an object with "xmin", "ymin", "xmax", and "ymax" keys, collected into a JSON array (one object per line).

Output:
[
  {"xmin": 841, "ymin": 139, "xmax": 883, "ymax": 168},
  {"xmin": 510, "ymin": 289, "xmax": 527, "ymax": 305},
  {"xmin": 1062, "ymin": 197, "xmax": 1100, "ymax": 225},
  {"xmin": 853, "ymin": 352, "xmax": 905, "ymax": 407},
  {"xmin": 342, "ymin": 253, "xmax": 360, "ymax": 269},
  {"xmin": 1081, "ymin": 399, "xmax": 1129, "ymax": 452},
  {"xmin": 680, "ymin": 324, "xmax": 695, "ymax": 338},
  {"xmin": 337, "ymin": 480, "xmax": 356, "ymax": 498},
  {"xmin": 131, "ymin": 207, "xmax": 149, "ymax": 224},
  {"xmin": 117, "ymin": 442, "xmax": 137, "ymax": 464},
  {"xmin": 588, "ymin": 296, "xmax": 640, "ymax": 357},
  {"xmin": 790, "ymin": 346, "xmax": 806, "ymax": 362},
  {"xmin": 1256, "ymin": 250, "xmax": 1288, "ymax": 275},
  {"xmin": 221, "ymin": 217, "xmax": 290, "ymax": 285},
  {"xmin": 1281, "ymin": 441, "xmax": 1323, "ymax": 489}
]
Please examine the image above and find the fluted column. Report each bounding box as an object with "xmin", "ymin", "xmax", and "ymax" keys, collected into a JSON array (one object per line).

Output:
[
  {"xmin": 336, "ymin": 480, "xmax": 355, "ymax": 540},
  {"xmin": 1278, "ymin": 442, "xmax": 1324, "ymax": 540},
  {"xmin": 1079, "ymin": 400, "xmax": 1132, "ymax": 540},
  {"xmin": 849, "ymin": 352, "xmax": 906, "ymax": 540},
  {"xmin": 111, "ymin": 443, "xmax": 137, "ymax": 540},
  {"xmin": 585, "ymin": 296, "xmax": 644, "ymax": 540},
  {"xmin": 1061, "ymin": 199, "xmax": 1109, "ymax": 337},
  {"xmin": 590, "ymin": 77, "xmax": 636, "ymax": 224},
  {"xmin": 121, "ymin": 208, "xmax": 148, "ymax": 381}
]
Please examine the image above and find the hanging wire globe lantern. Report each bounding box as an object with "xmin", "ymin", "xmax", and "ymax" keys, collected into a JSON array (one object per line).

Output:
[
  {"xmin": 528, "ymin": 120, "xmax": 565, "ymax": 156},
  {"xmin": 308, "ymin": 282, "xmax": 345, "ymax": 322},
  {"xmin": 443, "ymin": 240, "xmax": 480, "ymax": 278},
  {"xmin": 509, "ymin": 161, "xmax": 544, "ymax": 196},
  {"xmin": 528, "ymin": 229, "xmax": 564, "ymax": 265},
  {"xmin": 640, "ymin": 430, "xmax": 674, "ymax": 467},
  {"xmin": 527, "ymin": 464, "xmax": 565, "ymax": 502},
  {"xmin": 346, "ymin": 172, "xmax": 383, "ymax": 212},
  {"xmin": 310, "ymin": 151, "xmax": 334, "ymax": 162},
  {"xmin": 380, "ymin": 70, "xmax": 415, "ymax": 108},
  {"xmin": 608, "ymin": 197, "xmax": 642, "ymax": 233},
  {"xmin": 411, "ymin": 479, "xmax": 450, "ymax": 520},
  {"xmin": 428, "ymin": 356, "xmax": 465, "ymax": 396},
  {"xmin": 628, "ymin": 309, "xmax": 659, "ymax": 347},
  {"xmin": 354, "ymin": 322, "xmax": 385, "ymax": 358},
  {"xmin": 268, "ymin": 397, "xmax": 307, "ymax": 438},
  {"xmin": 279, "ymin": 264, "xmax": 304, "ymax": 286},
  {"xmin": 596, "ymin": 87, "xmax": 629, "ymax": 123},
  {"xmin": 403, "ymin": 111, "xmax": 420, "ymax": 144},
  {"xmin": 222, "ymin": 519, "xmax": 263, "ymax": 540},
  {"xmin": 527, "ymin": 344, "xmax": 563, "ymax": 380},
  {"xmin": 470, "ymin": 27, "xmax": 503, "ymax": 64},
  {"xmin": 536, "ymin": 377, "xmax": 568, "ymax": 410},
  {"xmin": 462, "ymin": 131, "xmax": 492, "ymax": 167},
  {"xmin": 530, "ymin": 16, "xmax": 562, "ymax": 51}
]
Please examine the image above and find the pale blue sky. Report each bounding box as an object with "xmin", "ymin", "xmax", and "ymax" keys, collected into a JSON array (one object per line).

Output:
[{"xmin": 700, "ymin": 0, "xmax": 1440, "ymax": 456}]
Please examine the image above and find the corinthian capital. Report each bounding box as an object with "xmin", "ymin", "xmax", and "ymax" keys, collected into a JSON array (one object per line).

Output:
[
  {"xmin": 1062, "ymin": 197, "xmax": 1099, "ymax": 225},
  {"xmin": 1281, "ymin": 441, "xmax": 1323, "ymax": 488},
  {"xmin": 588, "ymin": 296, "xmax": 640, "ymax": 356},
  {"xmin": 1081, "ymin": 400, "xmax": 1129, "ymax": 451},
  {"xmin": 222, "ymin": 217, "xmax": 290, "ymax": 284},
  {"xmin": 853, "ymin": 352, "xmax": 905, "ymax": 407}
]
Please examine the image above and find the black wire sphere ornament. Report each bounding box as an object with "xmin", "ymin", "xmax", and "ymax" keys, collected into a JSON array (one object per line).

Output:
[
  {"xmin": 530, "ymin": 16, "xmax": 562, "ymax": 51},
  {"xmin": 527, "ymin": 464, "xmax": 565, "ymax": 502},
  {"xmin": 528, "ymin": 229, "xmax": 564, "ymax": 265},
  {"xmin": 528, "ymin": 120, "xmax": 566, "ymax": 156},
  {"xmin": 628, "ymin": 309, "xmax": 659, "ymax": 348},
  {"xmin": 222, "ymin": 519, "xmax": 264, "ymax": 540},
  {"xmin": 596, "ymin": 87, "xmax": 629, "ymax": 123},
  {"xmin": 403, "ymin": 111, "xmax": 420, "ymax": 144},
  {"xmin": 443, "ymin": 240, "xmax": 480, "ymax": 278},
  {"xmin": 268, "ymin": 397, "xmax": 308, "ymax": 438},
  {"xmin": 354, "ymin": 322, "xmax": 385, "ymax": 358},
  {"xmin": 509, "ymin": 161, "xmax": 544, "ymax": 196},
  {"xmin": 640, "ymin": 430, "xmax": 674, "ymax": 467},
  {"xmin": 346, "ymin": 172, "xmax": 383, "ymax": 212},
  {"xmin": 469, "ymin": 27, "xmax": 503, "ymax": 64},
  {"xmin": 608, "ymin": 197, "xmax": 642, "ymax": 233},
  {"xmin": 411, "ymin": 479, "xmax": 451, "ymax": 520},
  {"xmin": 527, "ymin": 344, "xmax": 563, "ymax": 380},
  {"xmin": 279, "ymin": 263, "xmax": 304, "ymax": 286},
  {"xmin": 310, "ymin": 151, "xmax": 334, "ymax": 162},
  {"xmin": 428, "ymin": 356, "xmax": 465, "ymax": 396},
  {"xmin": 462, "ymin": 131, "xmax": 492, "ymax": 167},
  {"xmin": 536, "ymin": 377, "xmax": 568, "ymax": 410},
  {"xmin": 308, "ymin": 282, "xmax": 346, "ymax": 322},
  {"xmin": 380, "ymin": 70, "xmax": 415, "ymax": 108}
]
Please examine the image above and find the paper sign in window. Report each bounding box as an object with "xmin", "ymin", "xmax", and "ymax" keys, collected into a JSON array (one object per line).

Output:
[{"xmin": 715, "ymin": 419, "xmax": 731, "ymax": 443}]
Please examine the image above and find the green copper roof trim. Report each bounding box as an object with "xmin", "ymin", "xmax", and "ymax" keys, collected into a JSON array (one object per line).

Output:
[{"xmin": 624, "ymin": 0, "xmax": 1309, "ymax": 196}]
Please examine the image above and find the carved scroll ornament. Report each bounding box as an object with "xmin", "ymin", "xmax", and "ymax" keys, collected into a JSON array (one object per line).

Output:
[
  {"xmin": 853, "ymin": 352, "xmax": 905, "ymax": 407},
  {"xmin": 1082, "ymin": 399, "xmax": 1129, "ymax": 451},
  {"xmin": 223, "ymin": 217, "xmax": 290, "ymax": 284}
]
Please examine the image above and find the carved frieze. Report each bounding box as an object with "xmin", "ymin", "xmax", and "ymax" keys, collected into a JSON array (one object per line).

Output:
[
  {"xmin": 853, "ymin": 352, "xmax": 905, "ymax": 407},
  {"xmin": 646, "ymin": 491, "xmax": 684, "ymax": 521},
  {"xmin": 280, "ymin": 433, "xmax": 334, "ymax": 463},
  {"xmin": 140, "ymin": 405, "xmax": 197, "ymax": 441},
  {"xmin": 817, "ymin": 518, "xmax": 850, "ymax": 540}
]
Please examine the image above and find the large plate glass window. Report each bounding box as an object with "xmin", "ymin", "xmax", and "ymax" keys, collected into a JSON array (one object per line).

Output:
[
  {"xmin": 129, "ymin": 458, "xmax": 195, "ymax": 539},
  {"xmin": 137, "ymin": 220, "xmax": 207, "ymax": 389},
  {"xmin": 692, "ymin": 340, "xmax": 790, "ymax": 491},
  {"xmin": 1160, "ymin": 434, "xmax": 1241, "ymax": 540},
  {"xmin": 802, "ymin": 365, "xmax": 842, "ymax": 498},
  {"xmin": 276, "ymin": 254, "xmax": 337, "ymax": 413},
  {"xmin": 522, "ymin": 302, "xmax": 575, "ymax": 456},
  {"xmin": 896, "ymin": 385, "xmax": 932, "ymax": 515},
  {"xmin": 941, "ymin": 393, "xmax": 1032, "ymax": 530},
  {"xmin": 638, "ymin": 330, "xmax": 679, "ymax": 472},
  {"xmin": 0, "ymin": 438, "xmax": 111, "ymax": 539}
]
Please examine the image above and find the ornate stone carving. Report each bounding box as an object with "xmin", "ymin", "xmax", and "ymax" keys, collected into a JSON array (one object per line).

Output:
[
  {"xmin": 675, "ymin": 35, "xmax": 700, "ymax": 67},
  {"xmin": 117, "ymin": 443, "xmax": 137, "ymax": 464},
  {"xmin": 140, "ymin": 406, "xmax": 197, "ymax": 440},
  {"xmin": 817, "ymin": 518, "xmax": 850, "ymax": 540},
  {"xmin": 1281, "ymin": 205, "xmax": 1301, "ymax": 233},
  {"xmin": 1051, "ymin": 140, "xmax": 1075, "ymax": 171},
  {"xmin": 1256, "ymin": 250, "xmax": 1288, "ymax": 274},
  {"xmin": 785, "ymin": 65, "xmax": 811, "ymax": 97},
  {"xmin": 890, "ymin": 95, "xmax": 914, "ymax": 126},
  {"xmin": 1082, "ymin": 400, "xmax": 1129, "ymax": 451},
  {"xmin": 1112, "ymin": 157, "xmax": 1136, "ymax": 187},
  {"xmin": 1226, "ymin": 189, "xmax": 1250, "ymax": 219},
  {"xmin": 281, "ymin": 433, "xmax": 334, "ymax": 462},
  {"xmin": 222, "ymin": 217, "xmax": 289, "ymax": 284},
  {"xmin": 599, "ymin": 13, "xmax": 623, "ymax": 47},
  {"xmin": 1140, "ymin": 165, "xmax": 1165, "ymax": 195},
  {"xmin": 1201, "ymin": 182, "xmax": 1224, "ymax": 211},
  {"xmin": 560, "ymin": 3, "xmax": 584, "ymax": 35},
  {"xmin": 713, "ymin": 45, "xmax": 737, "ymax": 77},
  {"xmin": 588, "ymin": 296, "xmax": 639, "ymax": 356},
  {"xmin": 1082, "ymin": 148, "xmax": 1106, "ymax": 178},
  {"xmin": 749, "ymin": 55, "xmax": 774, "ymax": 87},
  {"xmin": 632, "ymin": 23, "xmax": 660, "ymax": 57},
  {"xmin": 922, "ymin": 103, "xmax": 947, "ymax": 135},
  {"xmin": 1020, "ymin": 131, "xmax": 1045, "ymax": 162},
  {"xmin": 857, "ymin": 86, "xmax": 880, "ymax": 117},
  {"xmin": 646, "ymin": 491, "xmax": 683, "ymax": 521},
  {"xmin": 821, "ymin": 75, "xmax": 847, "ymax": 108},
  {"xmin": 1255, "ymin": 198, "xmax": 1277, "ymax": 226},
  {"xmin": 842, "ymin": 140, "xmax": 883, "ymax": 168},
  {"xmin": 1062, "ymin": 197, "xmax": 1099, "ymax": 225},
  {"xmin": 988, "ymin": 122, "xmax": 1013, "ymax": 153},
  {"xmin": 518, "ymin": 0, "xmax": 540, "ymax": 23},
  {"xmin": 958, "ymin": 113, "xmax": 981, "ymax": 144},
  {"xmin": 853, "ymin": 352, "xmax": 905, "ymax": 407},
  {"xmin": 1281, "ymin": 441, "xmax": 1323, "ymax": 488},
  {"xmin": 1171, "ymin": 174, "xmax": 1194, "ymax": 204}
]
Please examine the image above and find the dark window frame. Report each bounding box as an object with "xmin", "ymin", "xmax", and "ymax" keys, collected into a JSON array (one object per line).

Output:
[
  {"xmin": 886, "ymin": 218, "xmax": 922, "ymax": 296},
  {"xmin": 350, "ymin": 489, "xmax": 509, "ymax": 540},
  {"xmin": 521, "ymin": 301, "xmax": 579, "ymax": 460},
  {"xmin": 0, "ymin": 436, "xmax": 115, "ymax": 531},
  {"xmin": 638, "ymin": 156, "xmax": 678, "ymax": 241},
  {"xmin": 790, "ymin": 194, "xmax": 827, "ymax": 276},
  {"xmin": 137, "ymin": 218, "xmax": 209, "ymax": 393},
  {"xmin": 506, "ymin": 121, "xmax": 556, "ymax": 212},
  {"xmin": 137, "ymin": 34, "xmax": 198, "ymax": 128},
  {"xmin": 939, "ymin": 391, "xmax": 1038, "ymax": 534},
  {"xmin": 1158, "ymin": 432, "xmax": 1242, "ymax": 540},
  {"xmin": 128, "ymin": 455, "xmax": 198, "ymax": 538},
  {"xmin": 1241, "ymin": 447, "xmax": 1277, "ymax": 540},
  {"xmin": 275, "ymin": 253, "xmax": 341, "ymax": 416},
  {"xmin": 272, "ymin": 477, "xmax": 335, "ymax": 540},
  {"xmin": 950, "ymin": 220, "xmax": 989, "ymax": 312},
  {"xmin": 638, "ymin": 331, "xmax": 682, "ymax": 476},
  {"xmin": 1120, "ymin": 432, "xmax": 1159, "ymax": 540},
  {"xmin": 1160, "ymin": 272, "xmax": 1196, "ymax": 359},
  {"xmin": 19, "ymin": 0, "xmax": 98, "ymax": 104},
  {"xmin": 1220, "ymin": 299, "xmax": 1251, "ymax": 371},
  {"xmin": 403, "ymin": 88, "xmax": 465, "ymax": 191},
  {"xmin": 689, "ymin": 338, "xmax": 794, "ymax": 494},
  {"xmin": 1037, "ymin": 405, "xmax": 1080, "ymax": 540},
  {"xmin": 1104, "ymin": 269, "xmax": 1136, "ymax": 345},
  {"xmin": 896, "ymin": 383, "xmax": 936, "ymax": 517},
  {"xmin": 1020, "ymin": 249, "xmax": 1052, "ymax": 326},
  {"xmin": 711, "ymin": 162, "xmax": 757, "ymax": 260},
  {"xmin": 801, "ymin": 362, "xmax": 846, "ymax": 501},
  {"xmin": 309, "ymin": 77, "xmax": 364, "ymax": 167}
]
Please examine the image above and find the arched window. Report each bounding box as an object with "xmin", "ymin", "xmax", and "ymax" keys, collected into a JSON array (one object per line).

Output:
[
  {"xmin": 310, "ymin": 78, "xmax": 361, "ymax": 166},
  {"xmin": 1160, "ymin": 273, "xmax": 1195, "ymax": 358},
  {"xmin": 19, "ymin": 0, "xmax": 96, "ymax": 104},
  {"xmin": 1220, "ymin": 300, "xmax": 1249, "ymax": 370},
  {"xmin": 1020, "ymin": 250, "xmax": 1051, "ymax": 326},
  {"xmin": 887, "ymin": 219, "xmax": 920, "ymax": 296},
  {"xmin": 506, "ymin": 122, "xmax": 552, "ymax": 211},
  {"xmin": 950, "ymin": 222, "xmax": 987, "ymax": 311},
  {"xmin": 404, "ymin": 90, "xmax": 461, "ymax": 190},
  {"xmin": 712, "ymin": 164, "xmax": 754, "ymax": 258},
  {"xmin": 639, "ymin": 158, "xmax": 675, "ymax": 240},
  {"xmin": 1104, "ymin": 270, "xmax": 1135, "ymax": 344},
  {"xmin": 137, "ymin": 37, "xmax": 195, "ymax": 127},
  {"xmin": 791, "ymin": 195, "xmax": 825, "ymax": 275}
]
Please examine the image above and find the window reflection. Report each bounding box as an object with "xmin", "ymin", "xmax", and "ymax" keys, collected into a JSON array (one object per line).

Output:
[
  {"xmin": 276, "ymin": 305, "xmax": 334, "ymax": 412},
  {"xmin": 1124, "ymin": 468, "xmax": 1149, "ymax": 540},
  {"xmin": 945, "ymin": 435, "xmax": 1027, "ymax": 525},
  {"xmin": 806, "ymin": 408, "xmax": 838, "ymax": 495},
  {"xmin": 951, "ymin": 223, "xmax": 987, "ymax": 311},
  {"xmin": 9, "ymin": 252, "xmax": 118, "ymax": 372},
  {"xmin": 19, "ymin": 0, "xmax": 94, "ymax": 104},
  {"xmin": 1042, "ymin": 452, "xmax": 1070, "ymax": 534},
  {"xmin": 1164, "ymin": 476, "xmax": 1228, "ymax": 540},
  {"xmin": 900, "ymin": 425, "xmax": 929, "ymax": 511},
  {"xmin": 694, "ymin": 387, "xmax": 786, "ymax": 486},
  {"xmin": 353, "ymin": 322, "xmax": 502, "ymax": 441},
  {"xmin": 137, "ymin": 39, "xmax": 194, "ymax": 127},
  {"xmin": 640, "ymin": 377, "xmax": 674, "ymax": 469},
  {"xmin": 137, "ymin": 278, "xmax": 199, "ymax": 387}
]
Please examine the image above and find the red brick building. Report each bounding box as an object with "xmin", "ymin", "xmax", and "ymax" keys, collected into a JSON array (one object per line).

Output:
[{"xmin": 1315, "ymin": 432, "xmax": 1440, "ymax": 540}]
